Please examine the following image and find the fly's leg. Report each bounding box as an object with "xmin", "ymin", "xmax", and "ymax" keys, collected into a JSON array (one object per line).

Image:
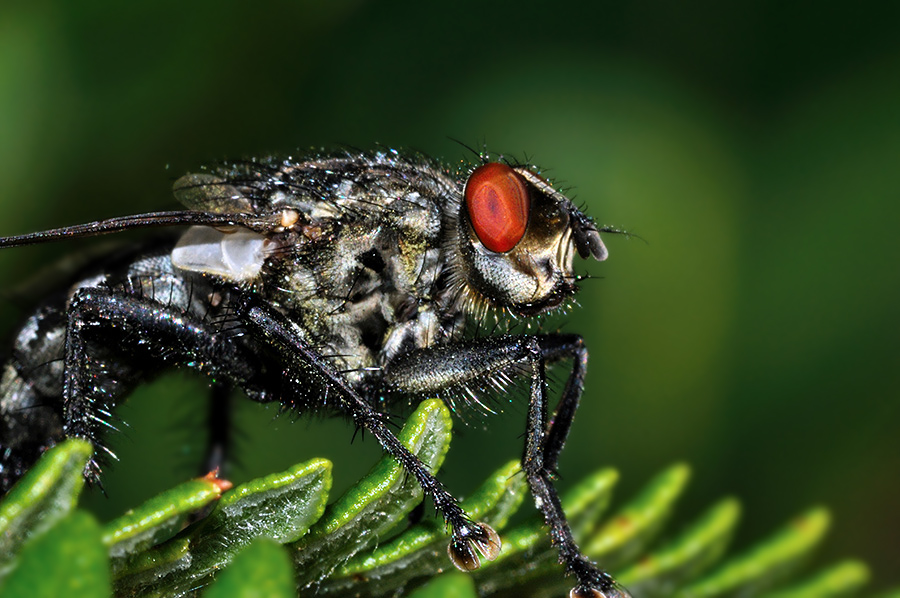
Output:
[
  {"xmin": 235, "ymin": 296, "xmax": 501, "ymax": 569},
  {"xmin": 385, "ymin": 334, "xmax": 630, "ymax": 598},
  {"xmin": 62, "ymin": 288, "xmax": 267, "ymax": 483},
  {"xmin": 542, "ymin": 337, "xmax": 588, "ymax": 474},
  {"xmin": 521, "ymin": 339, "xmax": 629, "ymax": 598},
  {"xmin": 202, "ymin": 382, "xmax": 233, "ymax": 477}
]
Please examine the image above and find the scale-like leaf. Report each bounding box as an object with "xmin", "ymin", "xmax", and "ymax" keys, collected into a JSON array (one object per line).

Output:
[
  {"xmin": 473, "ymin": 467, "xmax": 620, "ymax": 597},
  {"xmin": 675, "ymin": 507, "xmax": 831, "ymax": 597},
  {"xmin": 113, "ymin": 536, "xmax": 192, "ymax": 588},
  {"xmin": 484, "ymin": 465, "xmax": 690, "ymax": 598},
  {"xmin": 407, "ymin": 571, "xmax": 479, "ymax": 598},
  {"xmin": 0, "ymin": 408, "xmax": 880, "ymax": 598},
  {"xmin": 617, "ymin": 497, "xmax": 742, "ymax": 596},
  {"xmin": 586, "ymin": 463, "xmax": 691, "ymax": 569},
  {"xmin": 319, "ymin": 460, "xmax": 527, "ymax": 596},
  {"xmin": 0, "ymin": 510, "xmax": 109, "ymax": 598},
  {"xmin": 201, "ymin": 539, "xmax": 294, "ymax": 598},
  {"xmin": 291, "ymin": 398, "xmax": 453, "ymax": 587},
  {"xmin": 759, "ymin": 560, "xmax": 870, "ymax": 598},
  {"xmin": 0, "ymin": 439, "xmax": 91, "ymax": 577},
  {"xmin": 114, "ymin": 458, "xmax": 331, "ymax": 597},
  {"xmin": 104, "ymin": 474, "xmax": 230, "ymax": 566}
]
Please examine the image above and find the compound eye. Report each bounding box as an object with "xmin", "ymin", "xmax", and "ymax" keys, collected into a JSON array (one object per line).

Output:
[{"xmin": 464, "ymin": 163, "xmax": 530, "ymax": 253}]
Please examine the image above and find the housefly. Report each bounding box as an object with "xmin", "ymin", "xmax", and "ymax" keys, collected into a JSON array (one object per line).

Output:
[{"xmin": 0, "ymin": 149, "xmax": 629, "ymax": 598}]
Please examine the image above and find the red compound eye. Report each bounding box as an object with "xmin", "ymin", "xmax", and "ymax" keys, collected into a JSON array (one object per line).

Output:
[{"xmin": 464, "ymin": 163, "xmax": 530, "ymax": 253}]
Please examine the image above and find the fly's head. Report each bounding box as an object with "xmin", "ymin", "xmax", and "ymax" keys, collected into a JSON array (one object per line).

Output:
[{"xmin": 450, "ymin": 162, "xmax": 608, "ymax": 318}]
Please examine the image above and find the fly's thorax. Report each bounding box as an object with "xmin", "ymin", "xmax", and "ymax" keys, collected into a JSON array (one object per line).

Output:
[
  {"xmin": 241, "ymin": 201, "xmax": 448, "ymax": 377},
  {"xmin": 169, "ymin": 153, "xmax": 610, "ymax": 353}
]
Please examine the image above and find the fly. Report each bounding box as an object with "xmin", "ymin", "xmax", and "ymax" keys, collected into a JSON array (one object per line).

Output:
[{"xmin": 0, "ymin": 149, "xmax": 629, "ymax": 598}]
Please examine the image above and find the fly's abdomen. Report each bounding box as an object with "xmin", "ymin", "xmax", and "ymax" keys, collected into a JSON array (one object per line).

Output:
[
  {"xmin": 0, "ymin": 249, "xmax": 192, "ymax": 492},
  {"xmin": 0, "ymin": 302, "xmax": 68, "ymax": 492}
]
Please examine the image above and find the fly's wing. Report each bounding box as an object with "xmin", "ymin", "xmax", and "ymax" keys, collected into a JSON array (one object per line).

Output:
[
  {"xmin": 0, "ymin": 154, "xmax": 403, "ymax": 251},
  {"xmin": 170, "ymin": 172, "xmax": 303, "ymax": 282},
  {"xmin": 172, "ymin": 173, "xmax": 254, "ymax": 214}
]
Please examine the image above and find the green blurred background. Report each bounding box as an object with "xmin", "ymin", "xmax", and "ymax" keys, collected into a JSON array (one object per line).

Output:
[{"xmin": 0, "ymin": 0, "xmax": 897, "ymax": 590}]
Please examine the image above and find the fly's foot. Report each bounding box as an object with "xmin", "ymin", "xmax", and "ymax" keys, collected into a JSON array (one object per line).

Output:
[
  {"xmin": 569, "ymin": 586, "xmax": 632, "ymax": 598},
  {"xmin": 567, "ymin": 556, "xmax": 632, "ymax": 598},
  {"xmin": 447, "ymin": 522, "xmax": 501, "ymax": 571}
]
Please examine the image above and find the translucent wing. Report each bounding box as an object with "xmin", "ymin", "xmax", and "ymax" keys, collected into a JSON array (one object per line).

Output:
[{"xmin": 172, "ymin": 173, "xmax": 254, "ymax": 214}]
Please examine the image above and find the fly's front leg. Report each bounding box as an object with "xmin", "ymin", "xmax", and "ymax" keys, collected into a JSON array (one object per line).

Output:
[
  {"xmin": 543, "ymin": 335, "xmax": 589, "ymax": 476},
  {"xmin": 385, "ymin": 334, "xmax": 630, "ymax": 598},
  {"xmin": 235, "ymin": 296, "xmax": 501, "ymax": 570}
]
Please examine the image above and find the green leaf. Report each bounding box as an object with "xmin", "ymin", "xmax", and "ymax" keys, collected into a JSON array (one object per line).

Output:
[
  {"xmin": 207, "ymin": 458, "xmax": 331, "ymax": 544},
  {"xmin": 480, "ymin": 464, "xmax": 689, "ymax": 598},
  {"xmin": 114, "ymin": 457, "xmax": 331, "ymax": 597},
  {"xmin": 0, "ymin": 415, "xmax": 879, "ymax": 598},
  {"xmin": 407, "ymin": 571, "xmax": 478, "ymax": 598},
  {"xmin": 291, "ymin": 398, "xmax": 453, "ymax": 587},
  {"xmin": 0, "ymin": 510, "xmax": 109, "ymax": 598},
  {"xmin": 0, "ymin": 439, "xmax": 92, "ymax": 579},
  {"xmin": 617, "ymin": 497, "xmax": 742, "ymax": 595},
  {"xmin": 586, "ymin": 462, "xmax": 691, "ymax": 569},
  {"xmin": 675, "ymin": 507, "xmax": 831, "ymax": 597},
  {"xmin": 103, "ymin": 473, "xmax": 229, "ymax": 563},
  {"xmin": 759, "ymin": 560, "xmax": 870, "ymax": 598},
  {"xmin": 504, "ymin": 466, "xmax": 620, "ymax": 561},
  {"xmin": 472, "ymin": 467, "xmax": 620, "ymax": 597},
  {"xmin": 113, "ymin": 535, "xmax": 192, "ymax": 580},
  {"xmin": 201, "ymin": 538, "xmax": 294, "ymax": 598},
  {"xmin": 320, "ymin": 460, "xmax": 527, "ymax": 596}
]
